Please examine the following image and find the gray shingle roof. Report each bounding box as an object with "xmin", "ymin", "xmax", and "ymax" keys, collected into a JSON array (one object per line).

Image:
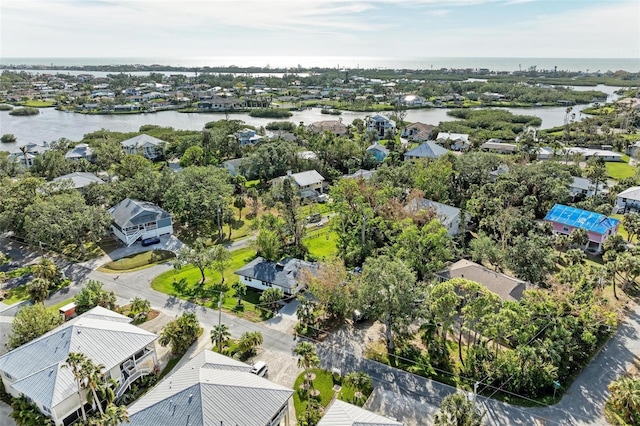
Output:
[
  {"xmin": 109, "ymin": 198, "xmax": 171, "ymax": 229},
  {"xmin": 438, "ymin": 259, "xmax": 527, "ymax": 302},
  {"xmin": 403, "ymin": 198, "xmax": 461, "ymax": 228},
  {"xmin": 403, "ymin": 141, "xmax": 450, "ymax": 159},
  {"xmin": 318, "ymin": 400, "xmax": 403, "ymax": 426},
  {"xmin": 234, "ymin": 257, "xmax": 316, "ymax": 290},
  {"xmin": 128, "ymin": 350, "xmax": 293, "ymax": 426},
  {"xmin": 0, "ymin": 307, "xmax": 158, "ymax": 409},
  {"xmin": 53, "ymin": 172, "xmax": 104, "ymax": 189},
  {"xmin": 120, "ymin": 134, "xmax": 166, "ymax": 148}
]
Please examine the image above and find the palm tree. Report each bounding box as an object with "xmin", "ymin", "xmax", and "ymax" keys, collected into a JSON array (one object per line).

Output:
[
  {"xmin": 434, "ymin": 392, "xmax": 485, "ymax": 426},
  {"xmin": 344, "ymin": 371, "xmax": 373, "ymax": 403},
  {"xmin": 232, "ymin": 281, "xmax": 247, "ymax": 306},
  {"xmin": 26, "ymin": 277, "xmax": 50, "ymax": 303},
  {"xmin": 293, "ymin": 341, "xmax": 320, "ymax": 393},
  {"xmin": 129, "ymin": 297, "xmax": 151, "ymax": 320},
  {"xmin": 210, "ymin": 324, "xmax": 231, "ymax": 352},
  {"xmin": 84, "ymin": 359, "xmax": 107, "ymax": 416},
  {"xmin": 18, "ymin": 145, "xmax": 29, "ymax": 168},
  {"xmin": 32, "ymin": 258, "xmax": 59, "ymax": 283},
  {"xmin": 238, "ymin": 331, "xmax": 263, "ymax": 356},
  {"xmin": 63, "ymin": 353, "xmax": 89, "ymax": 423},
  {"xmin": 93, "ymin": 403, "xmax": 130, "ymax": 426}
]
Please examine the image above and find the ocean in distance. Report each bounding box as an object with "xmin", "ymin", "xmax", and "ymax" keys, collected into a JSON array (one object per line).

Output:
[{"xmin": 2, "ymin": 56, "xmax": 639, "ymax": 73}]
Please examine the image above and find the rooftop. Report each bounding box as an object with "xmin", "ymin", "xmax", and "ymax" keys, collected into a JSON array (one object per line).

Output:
[
  {"xmin": 108, "ymin": 198, "xmax": 171, "ymax": 229},
  {"xmin": 234, "ymin": 257, "xmax": 316, "ymax": 290},
  {"xmin": 318, "ymin": 399, "xmax": 403, "ymax": 426},
  {"xmin": 544, "ymin": 204, "xmax": 619, "ymax": 235},
  {"xmin": 403, "ymin": 141, "xmax": 450, "ymax": 159},
  {"xmin": 120, "ymin": 134, "xmax": 166, "ymax": 148},
  {"xmin": 52, "ymin": 172, "xmax": 104, "ymax": 189}
]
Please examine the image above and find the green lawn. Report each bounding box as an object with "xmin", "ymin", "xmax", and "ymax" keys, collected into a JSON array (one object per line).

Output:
[
  {"xmin": 150, "ymin": 247, "xmax": 264, "ymax": 321},
  {"xmin": 606, "ymin": 161, "xmax": 637, "ymax": 180},
  {"xmin": 98, "ymin": 250, "xmax": 176, "ymax": 272},
  {"xmin": 17, "ymin": 100, "xmax": 56, "ymax": 108},
  {"xmin": 293, "ymin": 368, "xmax": 337, "ymax": 418},
  {"xmin": 304, "ymin": 230, "xmax": 338, "ymax": 260},
  {"xmin": 611, "ymin": 214, "xmax": 637, "ymax": 243},
  {"xmin": 298, "ymin": 202, "xmax": 333, "ymax": 217}
]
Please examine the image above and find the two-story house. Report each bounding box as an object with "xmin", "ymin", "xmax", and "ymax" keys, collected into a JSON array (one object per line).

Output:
[
  {"xmin": 366, "ymin": 114, "xmax": 396, "ymax": 138},
  {"xmin": 120, "ymin": 134, "xmax": 166, "ymax": 160},
  {"xmin": 271, "ymin": 170, "xmax": 325, "ymax": 200},
  {"xmin": 616, "ymin": 186, "xmax": 640, "ymax": 213},
  {"xmin": 108, "ymin": 198, "xmax": 173, "ymax": 246},
  {"xmin": 236, "ymin": 128, "xmax": 263, "ymax": 146},
  {"xmin": 544, "ymin": 204, "xmax": 619, "ymax": 253}
]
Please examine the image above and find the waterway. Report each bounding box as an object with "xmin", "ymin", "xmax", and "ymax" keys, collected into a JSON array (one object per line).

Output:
[{"xmin": 0, "ymin": 85, "xmax": 622, "ymax": 148}]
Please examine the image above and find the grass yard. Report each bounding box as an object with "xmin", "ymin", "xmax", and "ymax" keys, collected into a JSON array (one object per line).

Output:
[
  {"xmin": 18, "ymin": 100, "xmax": 56, "ymax": 108},
  {"xmin": 304, "ymin": 230, "xmax": 338, "ymax": 260},
  {"xmin": 150, "ymin": 247, "xmax": 264, "ymax": 321},
  {"xmin": 293, "ymin": 368, "xmax": 337, "ymax": 418},
  {"xmin": 611, "ymin": 214, "xmax": 638, "ymax": 243},
  {"xmin": 606, "ymin": 160, "xmax": 637, "ymax": 181},
  {"xmin": 98, "ymin": 250, "xmax": 176, "ymax": 273},
  {"xmin": 298, "ymin": 202, "xmax": 333, "ymax": 217}
]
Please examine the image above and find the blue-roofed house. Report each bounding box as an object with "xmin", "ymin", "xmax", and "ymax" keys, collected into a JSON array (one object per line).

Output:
[
  {"xmin": 403, "ymin": 141, "xmax": 450, "ymax": 161},
  {"xmin": 544, "ymin": 204, "xmax": 619, "ymax": 253}
]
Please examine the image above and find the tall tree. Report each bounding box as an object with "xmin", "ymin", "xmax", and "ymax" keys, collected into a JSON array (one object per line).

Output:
[
  {"xmin": 293, "ymin": 341, "xmax": 321, "ymax": 397},
  {"xmin": 434, "ymin": 392, "xmax": 485, "ymax": 426},
  {"xmin": 63, "ymin": 353, "xmax": 89, "ymax": 423},
  {"xmin": 7, "ymin": 303, "xmax": 64, "ymax": 349},
  {"xmin": 210, "ymin": 324, "xmax": 231, "ymax": 352},
  {"xmin": 26, "ymin": 277, "xmax": 50, "ymax": 304},
  {"xmin": 211, "ymin": 244, "xmax": 231, "ymax": 285},
  {"xmin": 173, "ymin": 239, "xmax": 215, "ymax": 284},
  {"xmin": 606, "ymin": 375, "xmax": 640, "ymax": 425},
  {"xmin": 584, "ymin": 156, "xmax": 607, "ymax": 205},
  {"xmin": 159, "ymin": 312, "xmax": 202, "ymax": 355},
  {"xmin": 74, "ymin": 280, "xmax": 117, "ymax": 314},
  {"xmin": 254, "ymin": 229, "xmax": 283, "ymax": 261},
  {"xmin": 359, "ymin": 255, "xmax": 421, "ymax": 352},
  {"xmin": 623, "ymin": 212, "xmax": 640, "ymax": 243}
]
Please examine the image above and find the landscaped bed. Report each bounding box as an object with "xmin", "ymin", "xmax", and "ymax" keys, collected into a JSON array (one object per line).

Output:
[{"xmin": 99, "ymin": 250, "xmax": 176, "ymax": 272}]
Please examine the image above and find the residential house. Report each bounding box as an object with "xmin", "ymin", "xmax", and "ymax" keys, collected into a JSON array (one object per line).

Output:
[
  {"xmin": 108, "ymin": 198, "xmax": 173, "ymax": 246},
  {"xmin": 342, "ymin": 169, "xmax": 375, "ymax": 181},
  {"xmin": 308, "ymin": 120, "xmax": 347, "ymax": 136},
  {"xmin": 272, "ymin": 170, "xmax": 325, "ymax": 199},
  {"xmin": 222, "ymin": 157, "xmax": 248, "ymax": 177},
  {"xmin": 615, "ymin": 186, "xmax": 640, "ymax": 213},
  {"xmin": 536, "ymin": 147, "xmax": 555, "ymax": 160},
  {"xmin": 403, "ymin": 197, "xmax": 469, "ymax": 236},
  {"xmin": 64, "ymin": 143, "xmax": 95, "ymax": 162},
  {"xmin": 234, "ymin": 257, "xmax": 316, "ymax": 295},
  {"xmin": 569, "ymin": 176, "xmax": 607, "ymax": 198},
  {"xmin": 9, "ymin": 142, "xmax": 50, "ymax": 168},
  {"xmin": 366, "ymin": 141, "xmax": 389, "ymax": 163},
  {"xmin": 403, "ymin": 141, "xmax": 450, "ymax": 161},
  {"xmin": 127, "ymin": 349, "xmax": 293, "ymax": 426},
  {"xmin": 0, "ymin": 307, "xmax": 158, "ymax": 426},
  {"xmin": 401, "ymin": 122, "xmax": 434, "ymax": 142},
  {"xmin": 236, "ymin": 128, "xmax": 263, "ymax": 146},
  {"xmin": 437, "ymin": 259, "xmax": 527, "ymax": 302},
  {"xmin": 197, "ymin": 96, "xmax": 244, "ymax": 111},
  {"xmin": 489, "ymin": 164, "xmax": 510, "ymax": 182},
  {"xmin": 436, "ymin": 132, "xmax": 470, "ymax": 151},
  {"xmin": 318, "ymin": 399, "xmax": 403, "ymax": 426},
  {"xmin": 398, "ymin": 94, "xmax": 427, "ymax": 107},
  {"xmin": 480, "ymin": 141, "xmax": 518, "ymax": 154},
  {"xmin": 366, "ymin": 114, "xmax": 396, "ymax": 138},
  {"xmin": 544, "ymin": 204, "xmax": 620, "ymax": 253},
  {"xmin": 120, "ymin": 134, "xmax": 166, "ymax": 160},
  {"xmin": 627, "ymin": 141, "xmax": 640, "ymax": 158},
  {"xmin": 538, "ymin": 146, "xmax": 623, "ymax": 162},
  {"xmin": 52, "ymin": 172, "xmax": 104, "ymax": 190}
]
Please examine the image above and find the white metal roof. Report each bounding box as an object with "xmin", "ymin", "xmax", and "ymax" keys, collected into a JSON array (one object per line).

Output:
[{"xmin": 318, "ymin": 400, "xmax": 403, "ymax": 426}]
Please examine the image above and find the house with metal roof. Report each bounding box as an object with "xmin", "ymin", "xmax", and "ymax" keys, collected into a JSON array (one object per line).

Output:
[
  {"xmin": 127, "ymin": 349, "xmax": 293, "ymax": 426},
  {"xmin": 480, "ymin": 141, "xmax": 518, "ymax": 154},
  {"xmin": 366, "ymin": 114, "xmax": 396, "ymax": 138},
  {"xmin": 271, "ymin": 170, "xmax": 325, "ymax": 199},
  {"xmin": 544, "ymin": 204, "xmax": 619, "ymax": 253},
  {"xmin": 52, "ymin": 172, "xmax": 104, "ymax": 190},
  {"xmin": 616, "ymin": 186, "xmax": 640, "ymax": 213},
  {"xmin": 403, "ymin": 141, "xmax": 450, "ymax": 161},
  {"xmin": 120, "ymin": 134, "xmax": 166, "ymax": 159},
  {"xmin": 64, "ymin": 143, "xmax": 95, "ymax": 162},
  {"xmin": 569, "ymin": 176, "xmax": 607, "ymax": 198},
  {"xmin": 342, "ymin": 169, "xmax": 375, "ymax": 181},
  {"xmin": 436, "ymin": 132, "xmax": 470, "ymax": 151},
  {"xmin": 108, "ymin": 198, "xmax": 173, "ymax": 246},
  {"xmin": 234, "ymin": 257, "xmax": 316, "ymax": 295},
  {"xmin": 437, "ymin": 259, "xmax": 527, "ymax": 302},
  {"xmin": 0, "ymin": 307, "xmax": 158, "ymax": 426},
  {"xmin": 318, "ymin": 399, "xmax": 403, "ymax": 426},
  {"xmin": 366, "ymin": 141, "xmax": 389, "ymax": 163},
  {"xmin": 236, "ymin": 128, "xmax": 263, "ymax": 146},
  {"xmin": 403, "ymin": 197, "xmax": 469, "ymax": 236}
]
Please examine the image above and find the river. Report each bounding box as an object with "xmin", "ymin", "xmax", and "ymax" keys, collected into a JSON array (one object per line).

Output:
[{"xmin": 0, "ymin": 85, "xmax": 621, "ymax": 148}]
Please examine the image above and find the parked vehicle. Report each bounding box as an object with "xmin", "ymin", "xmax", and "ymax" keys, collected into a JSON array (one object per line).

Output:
[
  {"xmin": 306, "ymin": 213, "xmax": 322, "ymax": 223},
  {"xmin": 250, "ymin": 361, "xmax": 268, "ymax": 377},
  {"xmin": 141, "ymin": 236, "xmax": 161, "ymax": 246}
]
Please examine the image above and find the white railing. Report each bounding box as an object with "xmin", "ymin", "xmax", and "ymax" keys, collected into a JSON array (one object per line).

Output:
[
  {"xmin": 124, "ymin": 228, "xmax": 144, "ymax": 246},
  {"xmin": 115, "ymin": 366, "xmax": 152, "ymax": 399}
]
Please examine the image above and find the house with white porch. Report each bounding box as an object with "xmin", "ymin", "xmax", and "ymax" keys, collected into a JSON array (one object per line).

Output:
[
  {"xmin": 120, "ymin": 134, "xmax": 166, "ymax": 159},
  {"xmin": 108, "ymin": 198, "xmax": 173, "ymax": 246},
  {"xmin": 436, "ymin": 132, "xmax": 470, "ymax": 151},
  {"xmin": 234, "ymin": 257, "xmax": 316, "ymax": 296},
  {"xmin": 616, "ymin": 186, "xmax": 640, "ymax": 213},
  {"xmin": 0, "ymin": 307, "xmax": 158, "ymax": 426},
  {"xmin": 127, "ymin": 349, "xmax": 293, "ymax": 426},
  {"xmin": 271, "ymin": 170, "xmax": 325, "ymax": 199},
  {"xmin": 236, "ymin": 128, "xmax": 263, "ymax": 146},
  {"xmin": 366, "ymin": 114, "xmax": 396, "ymax": 138}
]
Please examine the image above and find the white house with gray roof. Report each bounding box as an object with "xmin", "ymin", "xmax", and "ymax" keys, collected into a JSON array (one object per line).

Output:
[
  {"xmin": 127, "ymin": 349, "xmax": 293, "ymax": 426},
  {"xmin": 120, "ymin": 134, "xmax": 166, "ymax": 159},
  {"xmin": 0, "ymin": 307, "xmax": 158, "ymax": 426},
  {"xmin": 65, "ymin": 143, "xmax": 95, "ymax": 162},
  {"xmin": 272, "ymin": 170, "xmax": 325, "ymax": 199},
  {"xmin": 234, "ymin": 257, "xmax": 316, "ymax": 295},
  {"xmin": 318, "ymin": 399, "xmax": 403, "ymax": 426},
  {"xmin": 52, "ymin": 172, "xmax": 104, "ymax": 190},
  {"xmin": 403, "ymin": 197, "xmax": 469, "ymax": 236},
  {"xmin": 108, "ymin": 198, "xmax": 173, "ymax": 246},
  {"xmin": 569, "ymin": 176, "xmax": 607, "ymax": 198},
  {"xmin": 403, "ymin": 141, "xmax": 450, "ymax": 161}
]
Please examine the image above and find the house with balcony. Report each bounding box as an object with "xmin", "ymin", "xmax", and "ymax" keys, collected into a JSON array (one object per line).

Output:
[
  {"xmin": 64, "ymin": 143, "xmax": 95, "ymax": 162},
  {"xmin": 120, "ymin": 134, "xmax": 166, "ymax": 160},
  {"xmin": 308, "ymin": 120, "xmax": 347, "ymax": 136},
  {"xmin": 127, "ymin": 349, "xmax": 294, "ymax": 426},
  {"xmin": 616, "ymin": 186, "xmax": 640, "ymax": 213},
  {"xmin": 108, "ymin": 198, "xmax": 173, "ymax": 246},
  {"xmin": 9, "ymin": 142, "xmax": 51, "ymax": 168},
  {"xmin": 234, "ymin": 257, "xmax": 316, "ymax": 296},
  {"xmin": 366, "ymin": 114, "xmax": 396, "ymax": 138},
  {"xmin": 0, "ymin": 307, "xmax": 158, "ymax": 426},
  {"xmin": 236, "ymin": 128, "xmax": 263, "ymax": 146},
  {"xmin": 544, "ymin": 204, "xmax": 619, "ymax": 253},
  {"xmin": 271, "ymin": 170, "xmax": 325, "ymax": 200},
  {"xmin": 401, "ymin": 122, "xmax": 434, "ymax": 142}
]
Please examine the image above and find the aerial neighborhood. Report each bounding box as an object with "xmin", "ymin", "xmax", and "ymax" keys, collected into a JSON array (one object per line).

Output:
[{"xmin": 0, "ymin": 63, "xmax": 640, "ymax": 426}]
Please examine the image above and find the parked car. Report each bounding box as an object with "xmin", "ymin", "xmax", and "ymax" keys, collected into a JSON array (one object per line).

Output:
[
  {"xmin": 306, "ymin": 213, "xmax": 322, "ymax": 223},
  {"xmin": 250, "ymin": 361, "xmax": 268, "ymax": 377},
  {"xmin": 141, "ymin": 237, "xmax": 161, "ymax": 247}
]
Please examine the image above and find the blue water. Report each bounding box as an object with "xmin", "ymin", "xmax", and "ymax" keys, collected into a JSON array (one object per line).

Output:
[{"xmin": 2, "ymin": 57, "xmax": 639, "ymax": 72}]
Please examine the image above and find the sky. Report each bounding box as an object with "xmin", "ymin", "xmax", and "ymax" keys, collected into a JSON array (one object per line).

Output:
[{"xmin": 1, "ymin": 0, "xmax": 639, "ymax": 61}]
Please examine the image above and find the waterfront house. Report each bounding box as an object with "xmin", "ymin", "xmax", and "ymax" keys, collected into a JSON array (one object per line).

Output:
[
  {"xmin": 401, "ymin": 122, "xmax": 434, "ymax": 142},
  {"xmin": 108, "ymin": 198, "xmax": 173, "ymax": 246},
  {"xmin": 52, "ymin": 172, "xmax": 104, "ymax": 190},
  {"xmin": 437, "ymin": 259, "xmax": 527, "ymax": 302},
  {"xmin": 398, "ymin": 94, "xmax": 427, "ymax": 107},
  {"xmin": 366, "ymin": 141, "xmax": 389, "ymax": 162},
  {"xmin": 366, "ymin": 114, "xmax": 396, "ymax": 138},
  {"xmin": 234, "ymin": 257, "xmax": 316, "ymax": 295},
  {"xmin": 0, "ymin": 307, "xmax": 158, "ymax": 426},
  {"xmin": 197, "ymin": 96, "xmax": 244, "ymax": 111},
  {"xmin": 318, "ymin": 399, "xmax": 403, "ymax": 426},
  {"xmin": 120, "ymin": 134, "xmax": 166, "ymax": 159},
  {"xmin": 404, "ymin": 197, "xmax": 469, "ymax": 236},
  {"xmin": 403, "ymin": 141, "xmax": 450, "ymax": 161},
  {"xmin": 236, "ymin": 128, "xmax": 263, "ymax": 146},
  {"xmin": 9, "ymin": 142, "xmax": 50, "ymax": 168},
  {"xmin": 615, "ymin": 186, "xmax": 640, "ymax": 213},
  {"xmin": 271, "ymin": 170, "xmax": 325, "ymax": 199},
  {"xmin": 436, "ymin": 132, "xmax": 470, "ymax": 151},
  {"xmin": 308, "ymin": 120, "xmax": 347, "ymax": 136},
  {"xmin": 480, "ymin": 141, "xmax": 518, "ymax": 154},
  {"xmin": 544, "ymin": 204, "xmax": 619, "ymax": 253},
  {"xmin": 127, "ymin": 349, "xmax": 293, "ymax": 426},
  {"xmin": 64, "ymin": 143, "xmax": 95, "ymax": 162}
]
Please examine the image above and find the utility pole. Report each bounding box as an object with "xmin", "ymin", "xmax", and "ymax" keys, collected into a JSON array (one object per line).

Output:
[{"xmin": 217, "ymin": 291, "xmax": 223, "ymax": 353}]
